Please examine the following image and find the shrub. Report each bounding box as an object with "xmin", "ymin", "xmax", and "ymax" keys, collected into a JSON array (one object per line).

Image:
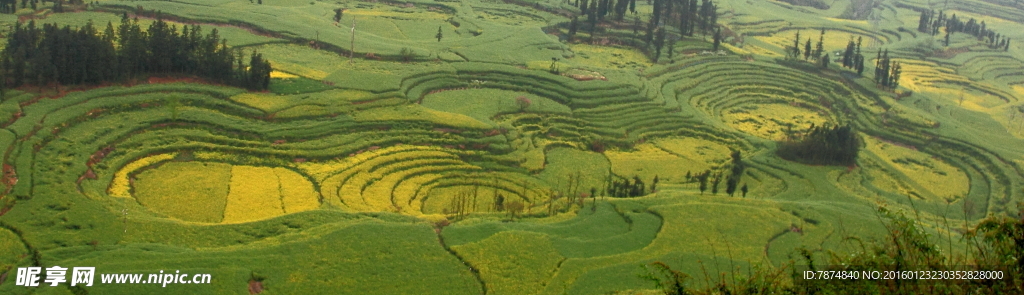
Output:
[
  {"xmin": 400, "ymin": 47, "xmax": 416, "ymax": 62},
  {"xmin": 515, "ymin": 96, "xmax": 531, "ymax": 112}
]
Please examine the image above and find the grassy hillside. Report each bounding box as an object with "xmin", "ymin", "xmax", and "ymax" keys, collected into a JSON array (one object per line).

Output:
[{"xmin": 0, "ymin": 0, "xmax": 1022, "ymax": 293}]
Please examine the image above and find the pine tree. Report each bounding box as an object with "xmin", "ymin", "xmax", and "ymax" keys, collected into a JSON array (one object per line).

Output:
[
  {"xmin": 917, "ymin": 10, "xmax": 930, "ymax": 33},
  {"xmin": 889, "ymin": 61, "xmax": 901, "ymax": 90},
  {"xmin": 855, "ymin": 36, "xmax": 862, "ymax": 56},
  {"xmin": 842, "ymin": 39, "xmax": 855, "ymax": 68},
  {"xmin": 813, "ymin": 29, "xmax": 824, "ymax": 60},
  {"xmin": 436, "ymin": 26, "xmax": 443, "ymax": 42},
  {"xmin": 792, "ymin": 31, "xmax": 801, "ymax": 59},
  {"xmin": 653, "ymin": 27, "xmax": 666, "ymax": 62},
  {"xmin": 588, "ymin": 0, "xmax": 598, "ymax": 39},
  {"xmin": 740, "ymin": 183, "xmax": 748, "ymax": 198},
  {"xmin": 698, "ymin": 170, "xmax": 709, "ymax": 194},
  {"xmin": 614, "ymin": 0, "xmax": 629, "ymax": 20},
  {"xmin": 651, "ymin": 175, "xmax": 659, "ymax": 193},
  {"xmin": 712, "ymin": 27, "xmax": 721, "ymax": 51},
  {"xmin": 710, "ymin": 173, "xmax": 721, "ymax": 195},
  {"xmin": 568, "ymin": 17, "xmax": 579, "ymax": 42},
  {"xmin": 804, "ymin": 38, "xmax": 812, "ymax": 60},
  {"xmin": 725, "ymin": 175, "xmax": 738, "ymax": 196},
  {"xmin": 855, "ymin": 53, "xmax": 864, "ymax": 76},
  {"xmin": 633, "ymin": 16, "xmax": 640, "ymax": 35}
]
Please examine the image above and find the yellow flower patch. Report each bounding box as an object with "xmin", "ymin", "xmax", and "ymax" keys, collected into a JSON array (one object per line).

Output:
[
  {"xmin": 132, "ymin": 161, "xmax": 231, "ymax": 223},
  {"xmin": 275, "ymin": 167, "xmax": 321, "ymax": 214},
  {"xmin": 222, "ymin": 166, "xmax": 284, "ymax": 224},
  {"xmin": 109, "ymin": 153, "xmax": 177, "ymax": 198},
  {"xmin": 721, "ymin": 103, "xmax": 831, "ymax": 140},
  {"xmin": 270, "ymin": 70, "xmax": 299, "ymax": 79},
  {"xmin": 863, "ymin": 136, "xmax": 969, "ymax": 201},
  {"xmin": 606, "ymin": 140, "xmax": 729, "ymax": 184},
  {"xmin": 230, "ymin": 93, "xmax": 293, "ymax": 112}
]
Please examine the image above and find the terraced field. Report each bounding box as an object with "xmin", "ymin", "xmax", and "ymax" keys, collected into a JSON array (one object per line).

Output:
[{"xmin": 1, "ymin": 0, "xmax": 1023, "ymax": 293}]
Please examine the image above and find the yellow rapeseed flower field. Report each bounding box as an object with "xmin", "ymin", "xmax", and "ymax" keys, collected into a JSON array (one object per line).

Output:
[
  {"xmin": 451, "ymin": 231, "xmax": 563, "ymax": 295},
  {"xmin": 230, "ymin": 93, "xmax": 293, "ymax": 112},
  {"xmin": 274, "ymin": 167, "xmax": 321, "ymax": 214},
  {"xmin": 863, "ymin": 136, "xmax": 969, "ymax": 201},
  {"xmin": 606, "ymin": 137, "xmax": 731, "ymax": 184},
  {"xmin": 222, "ymin": 166, "xmax": 285, "ymax": 224},
  {"xmin": 108, "ymin": 153, "xmax": 177, "ymax": 198},
  {"xmin": 132, "ymin": 161, "xmax": 231, "ymax": 223},
  {"xmin": 606, "ymin": 143, "xmax": 692, "ymax": 183},
  {"xmin": 721, "ymin": 103, "xmax": 830, "ymax": 140}
]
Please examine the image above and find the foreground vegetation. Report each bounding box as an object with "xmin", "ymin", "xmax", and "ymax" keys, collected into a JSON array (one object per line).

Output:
[{"xmin": 641, "ymin": 205, "xmax": 1023, "ymax": 294}]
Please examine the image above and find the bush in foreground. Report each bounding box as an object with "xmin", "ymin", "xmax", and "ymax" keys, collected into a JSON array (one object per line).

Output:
[{"xmin": 640, "ymin": 204, "xmax": 1023, "ymax": 294}]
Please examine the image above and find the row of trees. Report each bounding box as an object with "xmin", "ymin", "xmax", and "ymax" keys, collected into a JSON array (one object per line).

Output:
[
  {"xmin": 573, "ymin": 0, "xmax": 635, "ymax": 22},
  {"xmin": 1, "ymin": 0, "xmax": 51, "ymax": 13},
  {"xmin": 919, "ymin": 10, "xmax": 1010, "ymax": 50},
  {"xmin": 873, "ymin": 49, "xmax": 901, "ymax": 90},
  {"xmin": 690, "ymin": 169, "xmax": 747, "ymax": 197},
  {"xmin": 789, "ymin": 30, "xmax": 864, "ymax": 73},
  {"xmin": 646, "ymin": 0, "xmax": 719, "ymax": 61},
  {"xmin": 565, "ymin": 0, "xmax": 720, "ymax": 62},
  {"xmin": 687, "ymin": 150, "xmax": 748, "ymax": 197},
  {"xmin": 1, "ymin": 15, "xmax": 271, "ymax": 91}
]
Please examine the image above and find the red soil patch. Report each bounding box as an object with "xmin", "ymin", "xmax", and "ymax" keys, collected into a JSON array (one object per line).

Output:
[{"xmin": 248, "ymin": 280, "xmax": 264, "ymax": 294}]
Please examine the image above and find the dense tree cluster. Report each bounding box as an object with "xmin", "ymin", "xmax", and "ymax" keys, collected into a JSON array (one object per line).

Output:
[
  {"xmin": 919, "ymin": 10, "xmax": 1010, "ymax": 51},
  {"xmin": 873, "ymin": 49, "xmax": 901, "ymax": 90},
  {"xmin": 608, "ymin": 175, "xmax": 658, "ymax": 198},
  {"xmin": 1, "ymin": 15, "xmax": 271, "ymax": 91},
  {"xmin": 777, "ymin": 125, "xmax": 860, "ymax": 167}
]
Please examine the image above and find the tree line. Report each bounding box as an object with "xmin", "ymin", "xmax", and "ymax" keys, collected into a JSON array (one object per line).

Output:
[
  {"xmin": 567, "ymin": 0, "xmax": 720, "ymax": 62},
  {"xmin": 1, "ymin": 14, "xmax": 271, "ymax": 92},
  {"xmin": 689, "ymin": 150, "xmax": 748, "ymax": 197},
  {"xmin": 645, "ymin": 0, "xmax": 720, "ymax": 61},
  {"xmin": 606, "ymin": 150, "xmax": 750, "ymax": 198},
  {"xmin": 918, "ymin": 10, "xmax": 1010, "ymax": 50}
]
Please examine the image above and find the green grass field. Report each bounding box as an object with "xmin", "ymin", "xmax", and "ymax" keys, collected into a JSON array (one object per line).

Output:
[{"xmin": 1, "ymin": 0, "xmax": 1023, "ymax": 293}]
